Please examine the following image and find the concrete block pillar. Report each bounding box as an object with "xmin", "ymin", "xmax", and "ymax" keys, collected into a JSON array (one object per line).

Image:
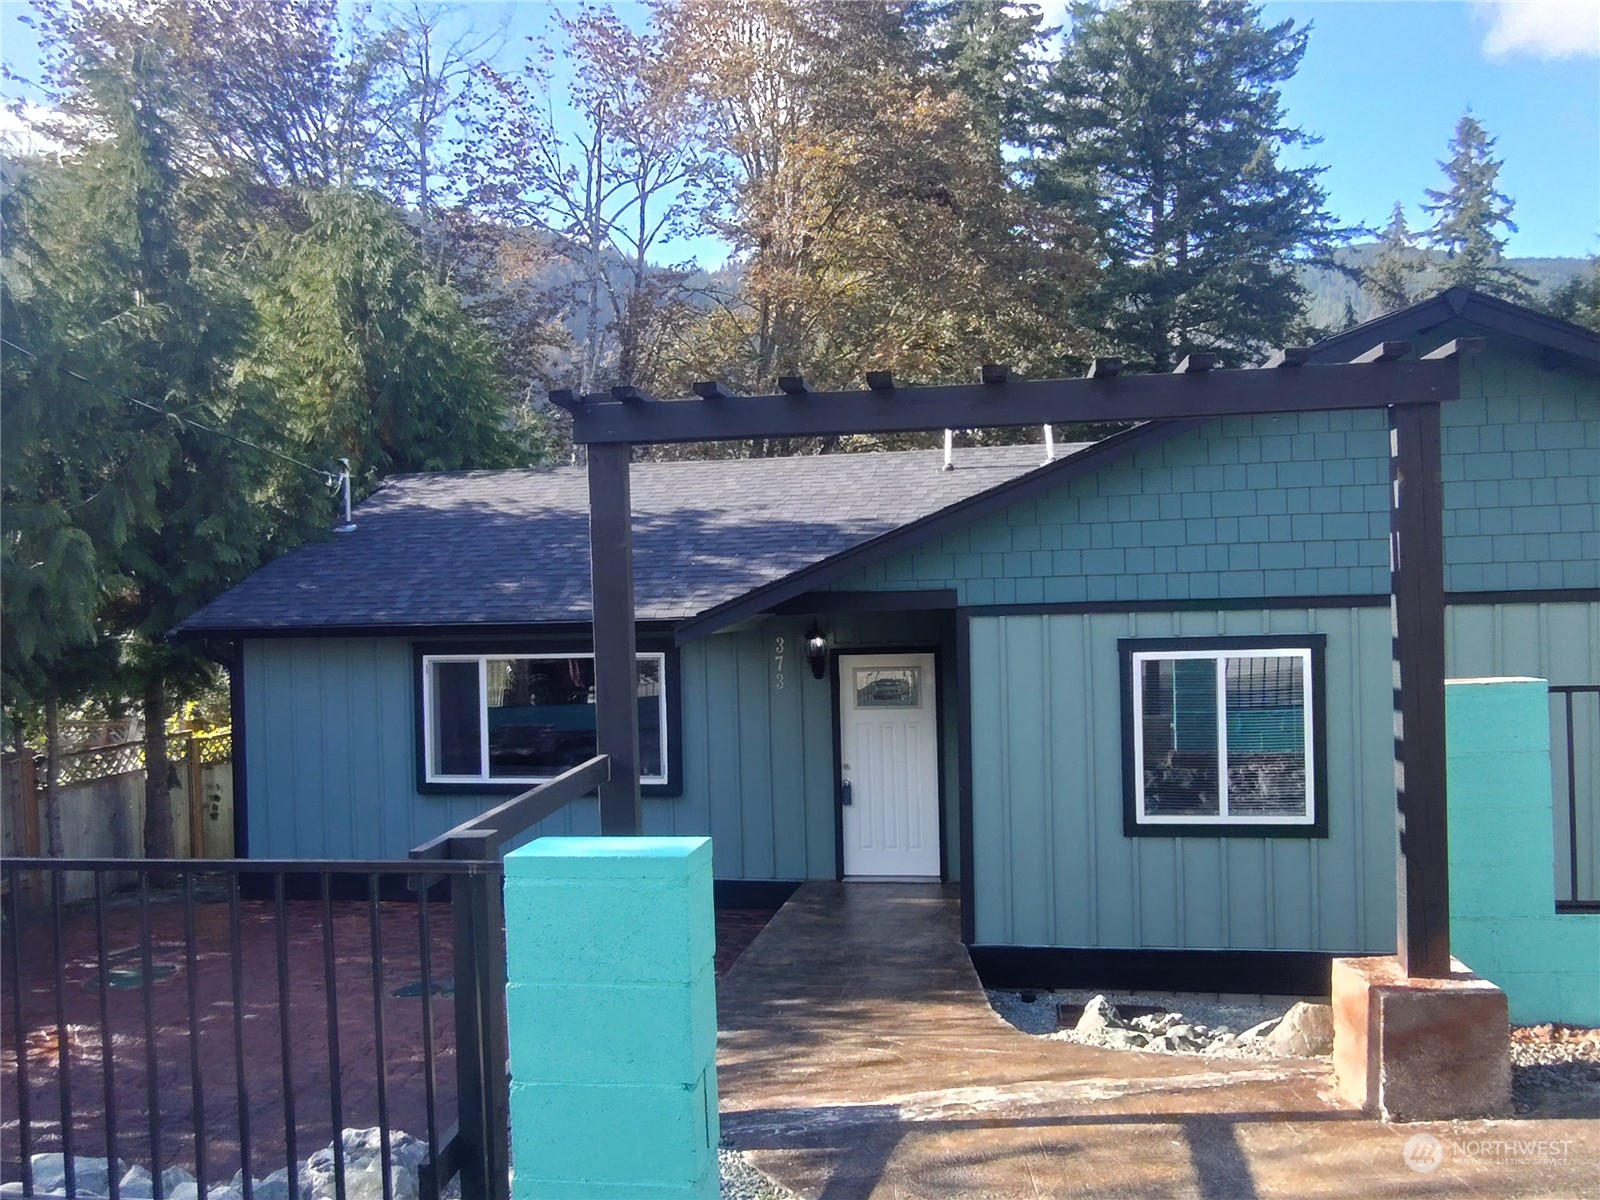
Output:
[
  {"xmin": 1446, "ymin": 677, "xmax": 1600, "ymax": 1024},
  {"xmin": 504, "ymin": 836, "xmax": 719, "ymax": 1199}
]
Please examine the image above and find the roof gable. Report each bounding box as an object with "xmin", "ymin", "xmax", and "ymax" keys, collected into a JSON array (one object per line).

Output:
[{"xmin": 1307, "ymin": 287, "xmax": 1600, "ymax": 371}]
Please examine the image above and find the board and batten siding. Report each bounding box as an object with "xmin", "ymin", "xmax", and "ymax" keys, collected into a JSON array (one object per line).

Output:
[
  {"xmin": 967, "ymin": 605, "xmax": 1396, "ymax": 952},
  {"xmin": 679, "ymin": 609, "xmax": 958, "ymax": 881},
  {"xmin": 966, "ymin": 600, "xmax": 1600, "ymax": 952},
  {"xmin": 243, "ymin": 609, "xmax": 960, "ymax": 877},
  {"xmin": 243, "ymin": 638, "xmax": 605, "ymax": 859}
]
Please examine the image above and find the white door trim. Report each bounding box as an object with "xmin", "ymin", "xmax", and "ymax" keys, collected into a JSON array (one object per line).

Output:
[{"xmin": 838, "ymin": 651, "xmax": 942, "ymax": 880}]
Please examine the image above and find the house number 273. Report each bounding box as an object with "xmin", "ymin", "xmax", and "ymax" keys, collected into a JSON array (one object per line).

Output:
[{"xmin": 773, "ymin": 636, "xmax": 785, "ymax": 690}]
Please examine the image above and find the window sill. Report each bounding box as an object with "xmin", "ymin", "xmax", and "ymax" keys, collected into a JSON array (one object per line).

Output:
[
  {"xmin": 1124, "ymin": 821, "xmax": 1328, "ymax": 839},
  {"xmin": 419, "ymin": 779, "xmax": 682, "ymax": 799}
]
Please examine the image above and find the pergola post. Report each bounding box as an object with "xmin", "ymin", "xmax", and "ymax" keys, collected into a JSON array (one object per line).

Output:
[
  {"xmin": 571, "ymin": 349, "xmax": 1471, "ymax": 937},
  {"xmin": 587, "ymin": 443, "xmax": 643, "ymax": 835},
  {"xmin": 1389, "ymin": 400, "xmax": 1451, "ymax": 977}
]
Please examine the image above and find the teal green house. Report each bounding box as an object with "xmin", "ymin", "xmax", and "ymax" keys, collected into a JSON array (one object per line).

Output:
[{"xmin": 181, "ymin": 289, "xmax": 1599, "ymax": 992}]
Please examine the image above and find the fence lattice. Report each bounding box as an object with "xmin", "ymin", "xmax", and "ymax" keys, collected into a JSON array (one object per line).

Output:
[{"xmin": 30, "ymin": 730, "xmax": 232, "ymax": 786}]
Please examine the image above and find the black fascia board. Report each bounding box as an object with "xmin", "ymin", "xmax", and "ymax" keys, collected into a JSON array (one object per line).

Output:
[
  {"xmin": 173, "ymin": 619, "xmax": 684, "ymax": 641},
  {"xmin": 767, "ymin": 589, "xmax": 960, "ymax": 615},
  {"xmin": 671, "ymin": 421, "xmax": 1199, "ymax": 645},
  {"xmin": 570, "ymin": 358, "xmax": 1462, "ymax": 446},
  {"xmin": 1307, "ymin": 288, "xmax": 1600, "ymax": 370}
]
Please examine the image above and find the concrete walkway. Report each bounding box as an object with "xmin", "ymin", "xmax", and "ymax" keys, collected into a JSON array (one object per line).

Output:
[{"xmin": 716, "ymin": 883, "xmax": 1599, "ymax": 1199}]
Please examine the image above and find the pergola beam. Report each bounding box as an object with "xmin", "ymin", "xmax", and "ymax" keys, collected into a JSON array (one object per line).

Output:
[
  {"xmin": 570, "ymin": 357, "xmax": 1461, "ymax": 445},
  {"xmin": 574, "ymin": 345, "xmax": 1476, "ymax": 981}
]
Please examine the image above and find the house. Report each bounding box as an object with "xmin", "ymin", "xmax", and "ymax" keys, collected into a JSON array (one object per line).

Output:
[{"xmin": 179, "ymin": 289, "xmax": 1598, "ymax": 991}]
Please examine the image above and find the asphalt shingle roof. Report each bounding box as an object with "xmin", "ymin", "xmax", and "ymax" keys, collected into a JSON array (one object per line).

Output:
[{"xmin": 179, "ymin": 443, "xmax": 1091, "ymax": 633}]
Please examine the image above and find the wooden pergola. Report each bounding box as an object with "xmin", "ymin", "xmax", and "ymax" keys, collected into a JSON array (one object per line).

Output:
[{"xmin": 555, "ymin": 339, "xmax": 1480, "ymax": 979}]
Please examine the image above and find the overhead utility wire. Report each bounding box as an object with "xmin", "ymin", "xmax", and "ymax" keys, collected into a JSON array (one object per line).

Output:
[{"xmin": 1, "ymin": 336, "xmax": 340, "ymax": 485}]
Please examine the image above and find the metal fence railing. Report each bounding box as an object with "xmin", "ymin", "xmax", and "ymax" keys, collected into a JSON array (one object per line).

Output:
[
  {"xmin": 1, "ymin": 857, "xmax": 491, "ymax": 1200},
  {"xmin": 1551, "ymin": 684, "xmax": 1599, "ymax": 912},
  {"xmin": 3, "ymin": 753, "xmax": 612, "ymax": 1200},
  {"xmin": 408, "ymin": 754, "xmax": 611, "ymax": 1200}
]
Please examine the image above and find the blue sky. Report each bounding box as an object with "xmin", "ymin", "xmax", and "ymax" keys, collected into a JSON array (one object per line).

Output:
[
  {"xmin": 1259, "ymin": 0, "xmax": 1599, "ymax": 259},
  {"xmin": 3, "ymin": 0, "xmax": 1596, "ymax": 260}
]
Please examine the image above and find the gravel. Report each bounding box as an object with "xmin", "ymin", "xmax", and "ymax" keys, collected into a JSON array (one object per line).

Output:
[
  {"xmin": 15, "ymin": 1140, "xmax": 798, "ymax": 1199},
  {"xmin": 1510, "ymin": 1024, "xmax": 1600, "ymax": 1115},
  {"xmin": 720, "ymin": 1147, "xmax": 798, "ymax": 1200},
  {"xmin": 988, "ymin": 986, "xmax": 1302, "ymax": 1056},
  {"xmin": 992, "ymin": 989, "xmax": 1600, "ymax": 1110}
]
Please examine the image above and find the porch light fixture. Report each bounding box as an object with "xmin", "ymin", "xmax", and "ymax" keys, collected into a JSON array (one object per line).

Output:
[{"xmin": 805, "ymin": 624, "xmax": 828, "ymax": 679}]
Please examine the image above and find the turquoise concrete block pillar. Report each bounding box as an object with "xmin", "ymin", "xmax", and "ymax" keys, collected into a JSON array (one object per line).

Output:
[
  {"xmin": 503, "ymin": 837, "xmax": 719, "ymax": 1199},
  {"xmin": 1446, "ymin": 679, "xmax": 1600, "ymax": 1025}
]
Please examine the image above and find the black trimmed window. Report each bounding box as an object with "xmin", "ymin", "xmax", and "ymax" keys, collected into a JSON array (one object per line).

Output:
[
  {"xmin": 1120, "ymin": 635, "xmax": 1328, "ymax": 837},
  {"xmin": 422, "ymin": 652, "xmax": 669, "ymax": 786}
]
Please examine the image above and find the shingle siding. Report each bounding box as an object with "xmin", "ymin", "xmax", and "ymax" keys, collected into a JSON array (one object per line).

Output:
[{"xmin": 839, "ymin": 350, "xmax": 1597, "ymax": 601}]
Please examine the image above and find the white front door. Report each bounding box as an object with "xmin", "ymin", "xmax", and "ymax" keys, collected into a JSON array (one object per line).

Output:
[{"xmin": 839, "ymin": 653, "xmax": 941, "ymax": 879}]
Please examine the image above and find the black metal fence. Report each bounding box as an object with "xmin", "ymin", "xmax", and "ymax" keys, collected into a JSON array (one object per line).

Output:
[
  {"xmin": 1, "ymin": 857, "xmax": 495, "ymax": 1200},
  {"xmin": 3, "ymin": 753, "xmax": 611, "ymax": 1200},
  {"xmin": 1551, "ymin": 684, "xmax": 1599, "ymax": 911}
]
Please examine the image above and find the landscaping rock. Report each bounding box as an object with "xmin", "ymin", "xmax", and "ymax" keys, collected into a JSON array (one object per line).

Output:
[
  {"xmin": 162, "ymin": 1168, "xmax": 198, "ymax": 1194},
  {"xmin": 1102, "ymin": 1029, "xmax": 1149, "ymax": 1049},
  {"xmin": 30, "ymin": 1153, "xmax": 123, "ymax": 1197},
  {"xmin": 1263, "ymin": 1001, "xmax": 1335, "ymax": 1056},
  {"xmin": 301, "ymin": 1129, "xmax": 428, "ymax": 1200},
  {"xmin": 166, "ymin": 1186, "xmax": 200, "ymax": 1200},
  {"xmin": 252, "ymin": 1167, "xmax": 292, "ymax": 1200},
  {"xmin": 118, "ymin": 1165, "xmax": 155, "ymax": 1198},
  {"xmin": 1074, "ymin": 995, "xmax": 1125, "ymax": 1034},
  {"xmin": 1239, "ymin": 1016, "xmax": 1281, "ymax": 1041}
]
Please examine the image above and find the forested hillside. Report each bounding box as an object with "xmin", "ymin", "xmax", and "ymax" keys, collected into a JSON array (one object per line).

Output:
[
  {"xmin": 1300, "ymin": 246, "xmax": 1588, "ymax": 330},
  {"xmin": 3, "ymin": 0, "xmax": 1593, "ymax": 820}
]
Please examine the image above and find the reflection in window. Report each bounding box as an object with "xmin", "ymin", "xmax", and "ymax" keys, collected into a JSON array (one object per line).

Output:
[
  {"xmin": 854, "ymin": 667, "xmax": 921, "ymax": 708},
  {"xmin": 1131, "ymin": 647, "xmax": 1313, "ymax": 826},
  {"xmin": 425, "ymin": 653, "xmax": 666, "ymax": 784}
]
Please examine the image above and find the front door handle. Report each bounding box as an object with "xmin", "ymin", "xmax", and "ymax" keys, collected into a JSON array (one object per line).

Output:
[{"xmin": 840, "ymin": 780, "xmax": 853, "ymax": 806}]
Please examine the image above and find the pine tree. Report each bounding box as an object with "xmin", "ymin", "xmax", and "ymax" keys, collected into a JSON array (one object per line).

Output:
[
  {"xmin": 4, "ymin": 39, "xmax": 287, "ymax": 857},
  {"xmin": 1422, "ymin": 114, "xmax": 1531, "ymax": 300},
  {"xmin": 907, "ymin": 0, "xmax": 1054, "ymax": 148},
  {"xmin": 1028, "ymin": 0, "xmax": 1345, "ymax": 370},
  {"xmin": 1363, "ymin": 202, "xmax": 1424, "ymax": 314},
  {"xmin": 246, "ymin": 188, "xmax": 527, "ymax": 486},
  {"xmin": 1543, "ymin": 258, "xmax": 1600, "ymax": 333}
]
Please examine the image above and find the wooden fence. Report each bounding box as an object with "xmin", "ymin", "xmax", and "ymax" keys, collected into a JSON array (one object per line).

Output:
[{"xmin": 1, "ymin": 731, "xmax": 233, "ymax": 901}]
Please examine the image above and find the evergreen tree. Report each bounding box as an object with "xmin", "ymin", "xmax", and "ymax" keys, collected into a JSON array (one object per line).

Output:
[
  {"xmin": 4, "ymin": 39, "xmax": 290, "ymax": 856},
  {"xmin": 1422, "ymin": 114, "xmax": 1531, "ymax": 300},
  {"xmin": 907, "ymin": 0, "xmax": 1054, "ymax": 148},
  {"xmin": 1543, "ymin": 258, "xmax": 1600, "ymax": 333},
  {"xmin": 245, "ymin": 188, "xmax": 531, "ymax": 488},
  {"xmin": 1362, "ymin": 202, "xmax": 1424, "ymax": 314},
  {"xmin": 1028, "ymin": 0, "xmax": 1345, "ymax": 369}
]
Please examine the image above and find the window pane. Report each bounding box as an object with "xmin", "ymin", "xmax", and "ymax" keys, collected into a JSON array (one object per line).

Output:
[
  {"xmin": 487, "ymin": 657, "xmax": 596, "ymax": 778},
  {"xmin": 430, "ymin": 660, "xmax": 482, "ymax": 776},
  {"xmin": 637, "ymin": 657, "xmax": 664, "ymax": 779},
  {"xmin": 1226, "ymin": 655, "xmax": 1307, "ymax": 816},
  {"xmin": 854, "ymin": 667, "xmax": 921, "ymax": 708},
  {"xmin": 484, "ymin": 656, "xmax": 665, "ymax": 781},
  {"xmin": 1140, "ymin": 658, "xmax": 1219, "ymax": 816}
]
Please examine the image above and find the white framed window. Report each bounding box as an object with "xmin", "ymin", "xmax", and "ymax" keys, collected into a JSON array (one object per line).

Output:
[
  {"xmin": 1121, "ymin": 636, "xmax": 1326, "ymax": 835},
  {"xmin": 422, "ymin": 653, "xmax": 668, "ymax": 785}
]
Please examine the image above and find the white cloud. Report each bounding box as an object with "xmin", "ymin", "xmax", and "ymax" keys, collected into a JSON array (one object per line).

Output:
[
  {"xmin": 1477, "ymin": 0, "xmax": 1600, "ymax": 60},
  {"xmin": 0, "ymin": 103, "xmax": 71, "ymax": 159}
]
